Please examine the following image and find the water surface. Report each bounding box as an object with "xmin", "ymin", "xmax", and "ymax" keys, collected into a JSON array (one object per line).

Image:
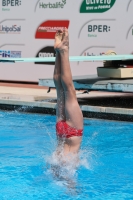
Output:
[{"xmin": 0, "ymin": 111, "xmax": 133, "ymax": 200}]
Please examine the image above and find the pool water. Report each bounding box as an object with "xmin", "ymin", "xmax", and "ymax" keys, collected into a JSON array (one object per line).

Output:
[{"xmin": 0, "ymin": 111, "xmax": 133, "ymax": 200}]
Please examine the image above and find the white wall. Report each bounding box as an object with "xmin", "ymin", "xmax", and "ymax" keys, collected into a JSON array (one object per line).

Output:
[{"xmin": 0, "ymin": 0, "xmax": 133, "ymax": 82}]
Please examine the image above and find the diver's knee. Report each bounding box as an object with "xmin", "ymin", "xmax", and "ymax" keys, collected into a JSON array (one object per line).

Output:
[{"xmin": 53, "ymin": 74, "xmax": 61, "ymax": 83}]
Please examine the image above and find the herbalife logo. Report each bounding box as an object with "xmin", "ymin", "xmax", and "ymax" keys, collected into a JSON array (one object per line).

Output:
[
  {"xmin": 0, "ymin": 25, "xmax": 21, "ymax": 34},
  {"xmin": 39, "ymin": 0, "xmax": 66, "ymax": 9},
  {"xmin": 80, "ymin": 0, "xmax": 116, "ymax": 13}
]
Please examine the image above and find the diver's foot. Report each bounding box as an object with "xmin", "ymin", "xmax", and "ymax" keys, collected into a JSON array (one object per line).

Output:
[
  {"xmin": 54, "ymin": 29, "xmax": 63, "ymax": 51},
  {"xmin": 54, "ymin": 28, "xmax": 69, "ymax": 52}
]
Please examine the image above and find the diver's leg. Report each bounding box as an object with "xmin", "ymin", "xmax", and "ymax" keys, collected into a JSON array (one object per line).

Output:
[
  {"xmin": 53, "ymin": 31, "xmax": 65, "ymax": 122},
  {"xmin": 54, "ymin": 28, "xmax": 83, "ymax": 154},
  {"xmin": 55, "ymin": 28, "xmax": 83, "ymax": 129}
]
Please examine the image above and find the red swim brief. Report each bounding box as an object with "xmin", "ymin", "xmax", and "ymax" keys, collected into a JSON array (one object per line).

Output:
[{"xmin": 56, "ymin": 120, "xmax": 83, "ymax": 138}]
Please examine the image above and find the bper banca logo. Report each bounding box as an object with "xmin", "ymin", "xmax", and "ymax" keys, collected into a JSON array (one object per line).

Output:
[
  {"xmin": 88, "ymin": 25, "xmax": 110, "ymax": 33},
  {"xmin": 2, "ymin": 0, "xmax": 21, "ymax": 6},
  {"xmin": 80, "ymin": 0, "xmax": 116, "ymax": 13},
  {"xmin": 2, "ymin": 0, "xmax": 21, "ymax": 11},
  {"xmin": 0, "ymin": 25, "xmax": 21, "ymax": 34},
  {"xmin": 78, "ymin": 19, "xmax": 115, "ymax": 38},
  {"xmin": 88, "ymin": 24, "xmax": 110, "ymax": 37},
  {"xmin": 88, "ymin": 25, "xmax": 110, "ymax": 32}
]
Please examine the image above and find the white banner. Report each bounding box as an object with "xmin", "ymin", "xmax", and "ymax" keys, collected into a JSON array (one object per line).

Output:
[{"xmin": 0, "ymin": 0, "xmax": 133, "ymax": 82}]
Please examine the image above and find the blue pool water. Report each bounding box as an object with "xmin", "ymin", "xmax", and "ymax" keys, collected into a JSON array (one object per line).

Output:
[{"xmin": 0, "ymin": 110, "xmax": 133, "ymax": 200}]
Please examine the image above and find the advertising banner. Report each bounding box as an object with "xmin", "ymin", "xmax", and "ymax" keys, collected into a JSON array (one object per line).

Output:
[{"xmin": 0, "ymin": 0, "xmax": 133, "ymax": 82}]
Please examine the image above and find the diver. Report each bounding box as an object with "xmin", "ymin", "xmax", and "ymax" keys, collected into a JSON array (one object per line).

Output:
[{"xmin": 53, "ymin": 28, "xmax": 83, "ymax": 163}]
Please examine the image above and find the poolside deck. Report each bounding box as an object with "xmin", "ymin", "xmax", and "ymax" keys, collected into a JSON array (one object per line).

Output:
[
  {"xmin": 39, "ymin": 75, "xmax": 133, "ymax": 92},
  {"xmin": 0, "ymin": 81, "xmax": 133, "ymax": 121}
]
